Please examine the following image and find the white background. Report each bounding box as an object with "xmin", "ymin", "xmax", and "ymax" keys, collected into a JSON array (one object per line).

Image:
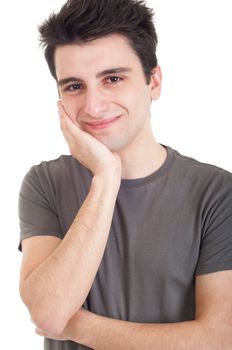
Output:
[{"xmin": 0, "ymin": 1, "xmax": 231, "ymax": 349}]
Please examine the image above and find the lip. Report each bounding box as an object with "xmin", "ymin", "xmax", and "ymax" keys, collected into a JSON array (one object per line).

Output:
[{"xmin": 85, "ymin": 116, "xmax": 121, "ymax": 130}]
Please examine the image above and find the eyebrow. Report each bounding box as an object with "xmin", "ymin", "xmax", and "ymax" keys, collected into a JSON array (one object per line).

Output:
[
  {"xmin": 96, "ymin": 67, "xmax": 132, "ymax": 78},
  {"xmin": 57, "ymin": 67, "xmax": 132, "ymax": 86}
]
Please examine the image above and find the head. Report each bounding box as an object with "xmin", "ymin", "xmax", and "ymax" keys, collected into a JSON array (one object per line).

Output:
[
  {"xmin": 38, "ymin": 0, "xmax": 162, "ymax": 154},
  {"xmin": 39, "ymin": 0, "xmax": 158, "ymax": 85}
]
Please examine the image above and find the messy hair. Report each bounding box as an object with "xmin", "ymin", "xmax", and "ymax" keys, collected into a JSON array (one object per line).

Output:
[{"xmin": 39, "ymin": 0, "xmax": 158, "ymax": 84}]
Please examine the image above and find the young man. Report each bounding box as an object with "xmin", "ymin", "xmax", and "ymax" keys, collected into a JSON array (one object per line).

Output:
[{"xmin": 19, "ymin": 0, "xmax": 232, "ymax": 349}]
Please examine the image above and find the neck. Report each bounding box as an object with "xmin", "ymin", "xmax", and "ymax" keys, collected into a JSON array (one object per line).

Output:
[{"xmin": 118, "ymin": 129, "xmax": 167, "ymax": 180}]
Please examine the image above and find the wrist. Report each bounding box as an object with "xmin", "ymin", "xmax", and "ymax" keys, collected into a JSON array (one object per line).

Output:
[
  {"xmin": 93, "ymin": 166, "xmax": 122, "ymax": 190},
  {"xmin": 94, "ymin": 153, "xmax": 122, "ymax": 180},
  {"xmin": 71, "ymin": 309, "xmax": 101, "ymax": 347},
  {"xmin": 81, "ymin": 312, "xmax": 103, "ymax": 349}
]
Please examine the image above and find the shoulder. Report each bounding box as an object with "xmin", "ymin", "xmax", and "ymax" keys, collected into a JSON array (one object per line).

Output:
[
  {"xmin": 29, "ymin": 155, "xmax": 79, "ymax": 177},
  {"xmin": 165, "ymin": 145, "xmax": 232, "ymax": 217},
  {"xmin": 20, "ymin": 155, "xmax": 92, "ymax": 195},
  {"xmin": 170, "ymin": 146, "xmax": 232, "ymax": 190},
  {"xmin": 27, "ymin": 155, "xmax": 90, "ymax": 180}
]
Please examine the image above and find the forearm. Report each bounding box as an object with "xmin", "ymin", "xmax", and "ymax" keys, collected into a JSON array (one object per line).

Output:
[
  {"xmin": 21, "ymin": 170, "xmax": 120, "ymax": 334},
  {"xmin": 75, "ymin": 314, "xmax": 229, "ymax": 350}
]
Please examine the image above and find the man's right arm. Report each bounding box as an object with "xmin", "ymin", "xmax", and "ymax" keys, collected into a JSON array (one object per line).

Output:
[
  {"xmin": 20, "ymin": 170, "xmax": 120, "ymax": 337},
  {"xmin": 20, "ymin": 102, "xmax": 122, "ymax": 337}
]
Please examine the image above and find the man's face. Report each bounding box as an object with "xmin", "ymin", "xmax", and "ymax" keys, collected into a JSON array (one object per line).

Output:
[{"xmin": 55, "ymin": 34, "xmax": 161, "ymax": 153}]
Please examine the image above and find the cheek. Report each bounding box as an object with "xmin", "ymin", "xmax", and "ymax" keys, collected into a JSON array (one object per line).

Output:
[{"xmin": 119, "ymin": 85, "xmax": 151, "ymax": 116}]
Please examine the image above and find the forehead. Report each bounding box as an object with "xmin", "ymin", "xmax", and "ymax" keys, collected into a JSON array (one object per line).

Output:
[{"xmin": 54, "ymin": 34, "xmax": 143, "ymax": 79}]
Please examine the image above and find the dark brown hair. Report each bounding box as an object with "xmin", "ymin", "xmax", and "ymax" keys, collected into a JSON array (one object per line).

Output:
[{"xmin": 39, "ymin": 0, "xmax": 158, "ymax": 84}]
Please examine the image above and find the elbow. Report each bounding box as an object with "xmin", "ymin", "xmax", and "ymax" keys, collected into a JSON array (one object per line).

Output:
[
  {"xmin": 31, "ymin": 311, "xmax": 67, "ymax": 337},
  {"xmin": 30, "ymin": 305, "xmax": 70, "ymax": 337},
  {"xmin": 20, "ymin": 285, "xmax": 68, "ymax": 337}
]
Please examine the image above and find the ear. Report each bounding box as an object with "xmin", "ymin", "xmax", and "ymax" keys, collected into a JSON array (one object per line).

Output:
[{"xmin": 150, "ymin": 65, "xmax": 162, "ymax": 101}]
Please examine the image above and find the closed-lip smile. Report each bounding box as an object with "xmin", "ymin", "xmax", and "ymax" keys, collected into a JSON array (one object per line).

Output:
[{"xmin": 85, "ymin": 116, "xmax": 121, "ymax": 129}]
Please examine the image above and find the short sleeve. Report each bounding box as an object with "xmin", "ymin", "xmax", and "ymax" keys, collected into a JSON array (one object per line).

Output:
[
  {"xmin": 196, "ymin": 173, "xmax": 232, "ymax": 275},
  {"xmin": 18, "ymin": 166, "xmax": 63, "ymax": 251}
]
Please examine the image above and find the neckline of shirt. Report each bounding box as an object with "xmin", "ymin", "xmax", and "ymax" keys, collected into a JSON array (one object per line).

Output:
[{"xmin": 120, "ymin": 144, "xmax": 175, "ymax": 189}]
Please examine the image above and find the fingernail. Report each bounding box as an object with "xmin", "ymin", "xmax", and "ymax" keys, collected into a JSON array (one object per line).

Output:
[{"xmin": 35, "ymin": 328, "xmax": 40, "ymax": 335}]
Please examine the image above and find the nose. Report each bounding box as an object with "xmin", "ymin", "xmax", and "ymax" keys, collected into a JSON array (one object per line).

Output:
[{"xmin": 84, "ymin": 87, "xmax": 109, "ymax": 118}]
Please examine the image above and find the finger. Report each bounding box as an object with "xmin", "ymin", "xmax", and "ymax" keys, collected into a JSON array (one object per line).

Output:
[
  {"xmin": 35, "ymin": 327, "xmax": 46, "ymax": 337},
  {"xmin": 30, "ymin": 317, "xmax": 36, "ymax": 325},
  {"xmin": 57, "ymin": 100, "xmax": 78, "ymax": 124},
  {"xmin": 57, "ymin": 100, "xmax": 69, "ymax": 122},
  {"xmin": 57, "ymin": 101, "xmax": 75, "ymax": 132},
  {"xmin": 60, "ymin": 113, "xmax": 81, "ymax": 140},
  {"xmin": 57, "ymin": 99, "xmax": 62, "ymax": 114}
]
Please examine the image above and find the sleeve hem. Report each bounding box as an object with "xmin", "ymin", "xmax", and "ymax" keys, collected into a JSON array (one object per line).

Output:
[
  {"xmin": 195, "ymin": 262, "xmax": 232, "ymax": 276},
  {"xmin": 18, "ymin": 232, "xmax": 63, "ymax": 252}
]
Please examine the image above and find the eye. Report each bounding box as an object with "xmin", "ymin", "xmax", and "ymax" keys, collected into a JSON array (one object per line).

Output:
[
  {"xmin": 64, "ymin": 83, "xmax": 83, "ymax": 92},
  {"xmin": 105, "ymin": 76, "xmax": 123, "ymax": 84}
]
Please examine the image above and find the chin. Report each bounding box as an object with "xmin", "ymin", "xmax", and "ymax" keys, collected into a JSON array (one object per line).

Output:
[{"xmin": 100, "ymin": 138, "xmax": 126, "ymax": 153}]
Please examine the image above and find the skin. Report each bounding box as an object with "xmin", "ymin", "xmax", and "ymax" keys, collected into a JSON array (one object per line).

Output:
[
  {"xmin": 20, "ymin": 34, "xmax": 232, "ymax": 348},
  {"xmin": 54, "ymin": 34, "xmax": 167, "ymax": 179}
]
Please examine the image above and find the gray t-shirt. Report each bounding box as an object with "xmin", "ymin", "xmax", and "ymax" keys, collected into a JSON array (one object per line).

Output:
[{"xmin": 18, "ymin": 145, "xmax": 232, "ymax": 350}]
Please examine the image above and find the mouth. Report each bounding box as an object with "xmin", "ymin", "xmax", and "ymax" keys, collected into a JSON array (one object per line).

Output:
[{"xmin": 84, "ymin": 116, "xmax": 121, "ymax": 130}]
